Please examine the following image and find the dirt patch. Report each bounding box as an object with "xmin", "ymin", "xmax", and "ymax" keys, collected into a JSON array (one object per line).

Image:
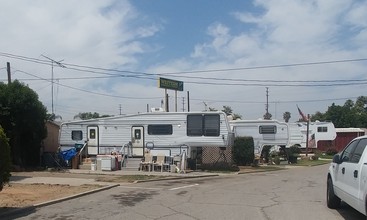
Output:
[{"xmin": 0, "ymin": 183, "xmax": 100, "ymax": 208}]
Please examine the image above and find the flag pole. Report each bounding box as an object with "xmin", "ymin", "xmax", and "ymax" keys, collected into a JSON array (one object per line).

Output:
[{"xmin": 306, "ymin": 114, "xmax": 310, "ymax": 157}]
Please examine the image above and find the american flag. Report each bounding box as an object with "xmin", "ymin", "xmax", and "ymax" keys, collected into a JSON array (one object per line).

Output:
[{"xmin": 297, "ymin": 105, "xmax": 308, "ymax": 122}]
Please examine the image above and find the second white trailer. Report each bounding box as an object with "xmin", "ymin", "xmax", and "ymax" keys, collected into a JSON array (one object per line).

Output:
[{"xmin": 229, "ymin": 119, "xmax": 303, "ymax": 157}]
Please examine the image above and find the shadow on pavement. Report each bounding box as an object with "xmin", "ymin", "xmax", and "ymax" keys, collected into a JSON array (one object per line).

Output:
[{"xmin": 0, "ymin": 206, "xmax": 36, "ymax": 220}]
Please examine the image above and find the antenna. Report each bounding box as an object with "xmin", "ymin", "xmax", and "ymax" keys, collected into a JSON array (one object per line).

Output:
[{"xmin": 41, "ymin": 55, "xmax": 66, "ymax": 115}]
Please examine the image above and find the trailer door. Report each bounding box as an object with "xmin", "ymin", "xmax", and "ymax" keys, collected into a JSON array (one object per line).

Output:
[
  {"xmin": 87, "ymin": 126, "xmax": 98, "ymax": 155},
  {"xmin": 131, "ymin": 126, "xmax": 144, "ymax": 157}
]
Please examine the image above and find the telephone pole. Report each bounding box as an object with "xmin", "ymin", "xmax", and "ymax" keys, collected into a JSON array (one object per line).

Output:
[
  {"xmin": 265, "ymin": 87, "xmax": 269, "ymax": 115},
  {"xmin": 181, "ymin": 97, "xmax": 185, "ymax": 112},
  {"xmin": 6, "ymin": 62, "xmax": 11, "ymax": 84},
  {"xmin": 41, "ymin": 55, "xmax": 65, "ymax": 115}
]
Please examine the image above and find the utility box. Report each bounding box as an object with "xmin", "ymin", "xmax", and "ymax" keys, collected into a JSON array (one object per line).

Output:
[{"xmin": 101, "ymin": 157, "xmax": 116, "ymax": 171}]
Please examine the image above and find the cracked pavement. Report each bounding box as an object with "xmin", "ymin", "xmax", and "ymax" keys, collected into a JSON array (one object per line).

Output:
[{"xmin": 13, "ymin": 164, "xmax": 361, "ymax": 220}]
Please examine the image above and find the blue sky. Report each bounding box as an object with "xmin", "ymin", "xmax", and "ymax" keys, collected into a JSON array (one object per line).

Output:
[
  {"xmin": 132, "ymin": 1, "xmax": 258, "ymax": 66},
  {"xmin": 0, "ymin": 0, "xmax": 367, "ymax": 121}
]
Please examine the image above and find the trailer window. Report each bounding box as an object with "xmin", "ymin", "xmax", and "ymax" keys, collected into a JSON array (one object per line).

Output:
[
  {"xmin": 187, "ymin": 115, "xmax": 203, "ymax": 136},
  {"xmin": 259, "ymin": 125, "xmax": 277, "ymax": 134},
  {"xmin": 187, "ymin": 114, "xmax": 220, "ymax": 136},
  {"xmin": 148, "ymin": 125, "xmax": 173, "ymax": 135},
  {"xmin": 71, "ymin": 130, "xmax": 83, "ymax": 141},
  {"xmin": 204, "ymin": 114, "xmax": 220, "ymax": 136},
  {"xmin": 317, "ymin": 127, "xmax": 328, "ymax": 132},
  {"xmin": 89, "ymin": 129, "xmax": 96, "ymax": 139}
]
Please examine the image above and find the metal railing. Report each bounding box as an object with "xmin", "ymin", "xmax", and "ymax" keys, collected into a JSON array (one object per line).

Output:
[
  {"xmin": 77, "ymin": 142, "xmax": 88, "ymax": 167},
  {"xmin": 119, "ymin": 143, "xmax": 132, "ymax": 168}
]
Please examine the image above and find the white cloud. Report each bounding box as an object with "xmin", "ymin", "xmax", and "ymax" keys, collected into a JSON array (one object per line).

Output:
[
  {"xmin": 156, "ymin": 0, "xmax": 367, "ymax": 120},
  {"xmin": 0, "ymin": 0, "xmax": 163, "ymax": 120}
]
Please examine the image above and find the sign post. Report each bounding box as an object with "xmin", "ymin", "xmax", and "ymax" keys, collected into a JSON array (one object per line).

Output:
[{"xmin": 158, "ymin": 77, "xmax": 184, "ymax": 112}]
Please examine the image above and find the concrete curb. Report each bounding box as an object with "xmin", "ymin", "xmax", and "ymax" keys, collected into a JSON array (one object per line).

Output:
[
  {"xmin": 0, "ymin": 184, "xmax": 119, "ymax": 219},
  {"xmin": 133, "ymin": 174, "xmax": 219, "ymax": 183}
]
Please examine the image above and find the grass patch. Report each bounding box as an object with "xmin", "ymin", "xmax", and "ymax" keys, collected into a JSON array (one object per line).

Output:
[
  {"xmin": 292, "ymin": 159, "xmax": 331, "ymax": 166},
  {"xmin": 319, "ymin": 155, "xmax": 334, "ymax": 160}
]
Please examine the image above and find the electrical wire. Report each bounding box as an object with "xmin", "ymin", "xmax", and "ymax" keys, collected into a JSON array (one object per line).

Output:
[{"xmin": 1, "ymin": 51, "xmax": 367, "ymax": 85}]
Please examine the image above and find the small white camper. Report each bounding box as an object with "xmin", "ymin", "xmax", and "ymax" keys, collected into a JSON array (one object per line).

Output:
[
  {"xmin": 291, "ymin": 121, "xmax": 336, "ymax": 149},
  {"xmin": 59, "ymin": 111, "xmax": 233, "ymax": 159},
  {"xmin": 229, "ymin": 119, "xmax": 303, "ymax": 157}
]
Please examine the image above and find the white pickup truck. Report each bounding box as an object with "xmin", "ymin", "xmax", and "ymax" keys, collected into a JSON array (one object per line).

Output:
[{"xmin": 327, "ymin": 135, "xmax": 367, "ymax": 216}]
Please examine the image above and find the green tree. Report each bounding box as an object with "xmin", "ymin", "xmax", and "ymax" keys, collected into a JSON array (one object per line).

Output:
[
  {"xmin": 310, "ymin": 96, "xmax": 367, "ymax": 128},
  {"xmin": 222, "ymin": 106, "xmax": 242, "ymax": 119},
  {"xmin": 311, "ymin": 111, "xmax": 326, "ymax": 121},
  {"xmin": 0, "ymin": 80, "xmax": 47, "ymax": 167},
  {"xmin": 222, "ymin": 106, "xmax": 233, "ymax": 115},
  {"xmin": 73, "ymin": 112, "xmax": 111, "ymax": 120},
  {"xmin": 232, "ymin": 137, "xmax": 254, "ymax": 166},
  {"xmin": 283, "ymin": 111, "xmax": 291, "ymax": 122},
  {"xmin": 0, "ymin": 126, "xmax": 11, "ymax": 191},
  {"xmin": 263, "ymin": 112, "xmax": 272, "ymax": 120}
]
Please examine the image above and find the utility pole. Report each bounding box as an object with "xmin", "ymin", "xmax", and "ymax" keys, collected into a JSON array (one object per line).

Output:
[
  {"xmin": 265, "ymin": 87, "xmax": 269, "ymax": 115},
  {"xmin": 306, "ymin": 114, "xmax": 310, "ymax": 157},
  {"xmin": 181, "ymin": 97, "xmax": 185, "ymax": 112},
  {"xmin": 6, "ymin": 62, "xmax": 11, "ymax": 84},
  {"xmin": 187, "ymin": 91, "xmax": 190, "ymax": 112},
  {"xmin": 41, "ymin": 55, "xmax": 65, "ymax": 115},
  {"xmin": 165, "ymin": 93, "xmax": 169, "ymax": 112}
]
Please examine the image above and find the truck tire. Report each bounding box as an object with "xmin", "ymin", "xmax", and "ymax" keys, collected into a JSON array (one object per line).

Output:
[{"xmin": 327, "ymin": 177, "xmax": 341, "ymax": 209}]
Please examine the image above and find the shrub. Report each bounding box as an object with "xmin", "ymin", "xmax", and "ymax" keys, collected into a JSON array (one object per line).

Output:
[
  {"xmin": 201, "ymin": 162, "xmax": 240, "ymax": 172},
  {"xmin": 0, "ymin": 126, "xmax": 11, "ymax": 191},
  {"xmin": 261, "ymin": 145, "xmax": 273, "ymax": 163},
  {"xmin": 232, "ymin": 137, "xmax": 254, "ymax": 166},
  {"xmin": 287, "ymin": 145, "xmax": 301, "ymax": 164},
  {"xmin": 273, "ymin": 156, "xmax": 281, "ymax": 165},
  {"xmin": 326, "ymin": 148, "xmax": 338, "ymax": 156}
]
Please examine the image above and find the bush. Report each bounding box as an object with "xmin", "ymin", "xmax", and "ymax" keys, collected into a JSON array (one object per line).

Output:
[
  {"xmin": 232, "ymin": 137, "xmax": 254, "ymax": 166},
  {"xmin": 287, "ymin": 145, "xmax": 301, "ymax": 164},
  {"xmin": 261, "ymin": 145, "xmax": 273, "ymax": 163},
  {"xmin": 0, "ymin": 126, "xmax": 11, "ymax": 191},
  {"xmin": 201, "ymin": 162, "xmax": 240, "ymax": 172},
  {"xmin": 326, "ymin": 148, "xmax": 338, "ymax": 156},
  {"xmin": 272, "ymin": 156, "xmax": 280, "ymax": 165}
]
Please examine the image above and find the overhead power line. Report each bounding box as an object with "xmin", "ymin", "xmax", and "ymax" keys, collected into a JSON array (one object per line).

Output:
[
  {"xmin": 1, "ymin": 51, "xmax": 367, "ymax": 83},
  {"xmin": 16, "ymin": 69, "xmax": 161, "ymax": 100}
]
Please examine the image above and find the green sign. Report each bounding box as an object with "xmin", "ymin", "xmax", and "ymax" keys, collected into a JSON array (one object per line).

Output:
[{"xmin": 159, "ymin": 77, "xmax": 184, "ymax": 91}]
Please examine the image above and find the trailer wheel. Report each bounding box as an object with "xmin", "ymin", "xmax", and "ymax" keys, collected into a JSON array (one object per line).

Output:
[{"xmin": 327, "ymin": 177, "xmax": 341, "ymax": 209}]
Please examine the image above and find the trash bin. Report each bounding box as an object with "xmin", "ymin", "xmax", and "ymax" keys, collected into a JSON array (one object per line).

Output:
[
  {"xmin": 91, "ymin": 163, "xmax": 96, "ymax": 171},
  {"xmin": 170, "ymin": 164, "xmax": 177, "ymax": 173},
  {"xmin": 71, "ymin": 155, "xmax": 79, "ymax": 169}
]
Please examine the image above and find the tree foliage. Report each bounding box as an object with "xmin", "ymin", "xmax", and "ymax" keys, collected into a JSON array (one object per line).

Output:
[
  {"xmin": 0, "ymin": 81, "xmax": 47, "ymax": 167},
  {"xmin": 74, "ymin": 112, "xmax": 111, "ymax": 120},
  {"xmin": 263, "ymin": 112, "xmax": 272, "ymax": 120},
  {"xmin": 232, "ymin": 137, "xmax": 254, "ymax": 166},
  {"xmin": 221, "ymin": 105, "xmax": 242, "ymax": 119},
  {"xmin": 283, "ymin": 111, "xmax": 291, "ymax": 122},
  {"xmin": 311, "ymin": 96, "xmax": 367, "ymax": 128},
  {"xmin": 0, "ymin": 126, "xmax": 11, "ymax": 191}
]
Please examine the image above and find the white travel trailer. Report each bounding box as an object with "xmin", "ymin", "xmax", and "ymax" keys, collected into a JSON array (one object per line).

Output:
[
  {"xmin": 229, "ymin": 119, "xmax": 303, "ymax": 157},
  {"xmin": 292, "ymin": 121, "xmax": 336, "ymax": 149},
  {"xmin": 59, "ymin": 111, "xmax": 233, "ymax": 158}
]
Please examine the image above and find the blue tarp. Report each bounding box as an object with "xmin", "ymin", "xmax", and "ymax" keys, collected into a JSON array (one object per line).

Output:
[{"xmin": 59, "ymin": 147, "xmax": 77, "ymax": 161}]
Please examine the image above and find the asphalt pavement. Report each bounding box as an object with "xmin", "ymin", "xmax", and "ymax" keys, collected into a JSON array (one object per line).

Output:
[{"xmin": 1, "ymin": 168, "xmax": 221, "ymax": 219}]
